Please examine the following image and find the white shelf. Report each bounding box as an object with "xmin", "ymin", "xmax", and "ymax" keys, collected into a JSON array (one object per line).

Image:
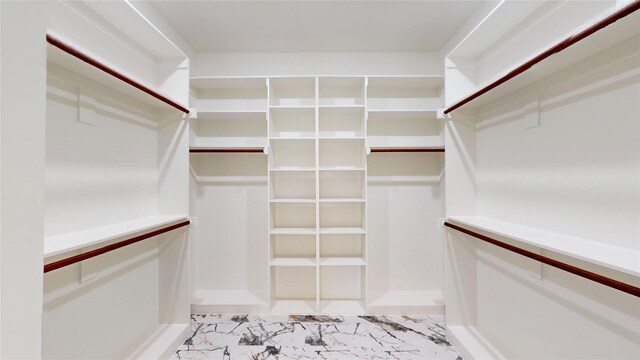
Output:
[
  {"xmin": 444, "ymin": 8, "xmax": 640, "ymax": 111},
  {"xmin": 319, "ymin": 257, "xmax": 366, "ymax": 266},
  {"xmin": 196, "ymin": 110, "xmax": 267, "ymax": 120},
  {"xmin": 47, "ymin": 42, "xmax": 188, "ymax": 116},
  {"xmin": 269, "ymin": 105, "xmax": 315, "ymax": 110},
  {"xmin": 367, "ymin": 175, "xmax": 442, "ymax": 184},
  {"xmin": 318, "ymin": 136, "xmax": 365, "ymax": 140},
  {"xmin": 270, "ymin": 166, "xmax": 316, "ymax": 172},
  {"xmin": 447, "ymin": 216, "xmax": 640, "ymax": 277},
  {"xmin": 319, "ymin": 198, "xmax": 365, "ymax": 203},
  {"xmin": 367, "ymin": 108, "xmax": 438, "ymax": 113},
  {"xmin": 271, "ymin": 300, "xmax": 316, "ymax": 314},
  {"xmin": 320, "ymin": 300, "xmax": 365, "ymax": 315},
  {"xmin": 367, "ymin": 290, "xmax": 443, "ymax": 307},
  {"xmin": 191, "ymin": 77, "xmax": 267, "ymax": 91},
  {"xmin": 319, "ymin": 227, "xmax": 366, "ymax": 235},
  {"xmin": 270, "ymin": 227, "xmax": 317, "ymax": 235},
  {"xmin": 269, "ymin": 199, "xmax": 316, "ymax": 204},
  {"xmin": 319, "ymin": 105, "xmax": 365, "ymax": 109},
  {"xmin": 270, "ymin": 137, "xmax": 316, "ymax": 141},
  {"xmin": 367, "ymin": 75, "xmax": 444, "ymax": 89},
  {"xmin": 44, "ymin": 215, "xmax": 188, "ymax": 258},
  {"xmin": 319, "ymin": 166, "xmax": 365, "ymax": 171},
  {"xmin": 270, "ymin": 258, "xmax": 317, "ymax": 267}
]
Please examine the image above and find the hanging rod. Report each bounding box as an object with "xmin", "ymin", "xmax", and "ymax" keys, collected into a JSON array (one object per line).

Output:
[
  {"xmin": 46, "ymin": 34, "xmax": 190, "ymax": 115},
  {"xmin": 444, "ymin": 222, "xmax": 640, "ymax": 298},
  {"xmin": 444, "ymin": 0, "xmax": 640, "ymax": 114},
  {"xmin": 44, "ymin": 220, "xmax": 190, "ymax": 273},
  {"xmin": 189, "ymin": 148, "xmax": 265, "ymax": 153},
  {"xmin": 370, "ymin": 147, "xmax": 445, "ymax": 153}
]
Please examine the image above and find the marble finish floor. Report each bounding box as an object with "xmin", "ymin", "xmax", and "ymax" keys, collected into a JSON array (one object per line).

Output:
[{"xmin": 171, "ymin": 314, "xmax": 462, "ymax": 359}]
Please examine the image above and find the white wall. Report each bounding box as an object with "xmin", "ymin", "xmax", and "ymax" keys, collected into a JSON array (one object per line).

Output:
[
  {"xmin": 195, "ymin": 52, "xmax": 442, "ymax": 77},
  {"xmin": 0, "ymin": 2, "xmax": 47, "ymax": 358}
]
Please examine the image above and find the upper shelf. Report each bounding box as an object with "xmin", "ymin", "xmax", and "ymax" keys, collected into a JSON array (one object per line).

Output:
[
  {"xmin": 190, "ymin": 77, "xmax": 267, "ymax": 92},
  {"xmin": 47, "ymin": 34, "xmax": 189, "ymax": 115},
  {"xmin": 447, "ymin": 216, "xmax": 640, "ymax": 277},
  {"xmin": 444, "ymin": 2, "xmax": 640, "ymax": 114},
  {"xmin": 44, "ymin": 215, "xmax": 188, "ymax": 259}
]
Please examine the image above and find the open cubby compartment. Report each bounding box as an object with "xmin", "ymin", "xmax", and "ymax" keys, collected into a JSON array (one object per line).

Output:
[
  {"xmin": 367, "ymin": 111, "xmax": 443, "ymax": 148},
  {"xmin": 190, "ymin": 152, "xmax": 268, "ymax": 184},
  {"xmin": 320, "ymin": 233, "xmax": 365, "ymax": 261},
  {"xmin": 320, "ymin": 202, "xmax": 365, "ymax": 230},
  {"xmin": 319, "ymin": 76, "xmax": 365, "ymax": 106},
  {"xmin": 270, "ymin": 234, "xmax": 317, "ymax": 264},
  {"xmin": 319, "ymin": 266, "xmax": 366, "ymax": 314},
  {"xmin": 269, "ymin": 139, "xmax": 316, "ymax": 170},
  {"xmin": 319, "ymin": 107, "xmax": 365, "ymax": 138},
  {"xmin": 193, "ymin": 77, "xmax": 268, "ymax": 113},
  {"xmin": 190, "ymin": 112, "xmax": 267, "ymax": 149},
  {"xmin": 270, "ymin": 266, "xmax": 317, "ymax": 314},
  {"xmin": 269, "ymin": 107, "xmax": 316, "ymax": 138},
  {"xmin": 367, "ymin": 76, "xmax": 443, "ymax": 112},
  {"xmin": 270, "ymin": 202, "xmax": 317, "ymax": 230},
  {"xmin": 319, "ymin": 139, "xmax": 366, "ymax": 169},
  {"xmin": 269, "ymin": 77, "xmax": 316, "ymax": 107},
  {"xmin": 367, "ymin": 150, "xmax": 444, "ymax": 315},
  {"xmin": 189, "ymin": 149, "xmax": 268, "ymax": 314},
  {"xmin": 270, "ymin": 170, "xmax": 316, "ymax": 200},
  {"xmin": 367, "ymin": 152, "xmax": 444, "ymax": 184},
  {"xmin": 319, "ymin": 170, "xmax": 365, "ymax": 200}
]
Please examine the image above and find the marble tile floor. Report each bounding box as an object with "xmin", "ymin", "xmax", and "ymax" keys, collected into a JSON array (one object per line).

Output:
[{"xmin": 171, "ymin": 314, "xmax": 463, "ymax": 359}]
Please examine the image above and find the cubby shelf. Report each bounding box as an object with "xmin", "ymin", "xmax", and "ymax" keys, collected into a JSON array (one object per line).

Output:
[
  {"xmin": 319, "ymin": 167, "xmax": 366, "ymax": 171},
  {"xmin": 270, "ymin": 167, "xmax": 316, "ymax": 172},
  {"xmin": 270, "ymin": 228, "xmax": 317, "ymax": 235},
  {"xmin": 269, "ymin": 199, "xmax": 316, "ymax": 204},
  {"xmin": 270, "ymin": 258, "xmax": 317, "ymax": 267},
  {"xmin": 44, "ymin": 215, "xmax": 188, "ymax": 258},
  {"xmin": 319, "ymin": 227, "xmax": 366, "ymax": 235},
  {"xmin": 319, "ymin": 257, "xmax": 366, "ymax": 266},
  {"xmin": 319, "ymin": 198, "xmax": 366, "ymax": 203}
]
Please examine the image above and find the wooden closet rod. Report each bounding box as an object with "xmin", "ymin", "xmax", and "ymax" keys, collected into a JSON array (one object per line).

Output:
[
  {"xmin": 444, "ymin": 0, "xmax": 640, "ymax": 114},
  {"xmin": 370, "ymin": 148, "xmax": 445, "ymax": 153},
  {"xmin": 46, "ymin": 34, "xmax": 190, "ymax": 115},
  {"xmin": 444, "ymin": 222, "xmax": 640, "ymax": 298},
  {"xmin": 189, "ymin": 148, "xmax": 265, "ymax": 153},
  {"xmin": 44, "ymin": 220, "xmax": 191, "ymax": 273}
]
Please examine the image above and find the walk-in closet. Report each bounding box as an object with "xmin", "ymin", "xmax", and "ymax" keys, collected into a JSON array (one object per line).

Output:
[{"xmin": 1, "ymin": 1, "xmax": 638, "ymax": 359}]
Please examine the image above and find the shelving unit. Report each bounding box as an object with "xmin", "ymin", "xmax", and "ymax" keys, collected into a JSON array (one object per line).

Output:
[
  {"xmin": 42, "ymin": 3, "xmax": 191, "ymax": 358},
  {"xmin": 190, "ymin": 74, "xmax": 450, "ymax": 315},
  {"xmin": 365, "ymin": 73, "xmax": 445, "ymax": 314},
  {"xmin": 443, "ymin": 3, "xmax": 640, "ymax": 359}
]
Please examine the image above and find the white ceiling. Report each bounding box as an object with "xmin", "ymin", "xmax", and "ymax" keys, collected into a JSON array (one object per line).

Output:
[{"xmin": 146, "ymin": 1, "xmax": 483, "ymax": 53}]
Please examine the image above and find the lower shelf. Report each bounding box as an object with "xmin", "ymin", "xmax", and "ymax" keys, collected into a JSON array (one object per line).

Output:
[
  {"xmin": 127, "ymin": 324, "xmax": 189, "ymax": 360},
  {"xmin": 367, "ymin": 290, "xmax": 444, "ymax": 314},
  {"xmin": 320, "ymin": 300, "xmax": 365, "ymax": 315},
  {"xmin": 191, "ymin": 290, "xmax": 268, "ymax": 313},
  {"xmin": 271, "ymin": 300, "xmax": 316, "ymax": 314},
  {"xmin": 447, "ymin": 325, "xmax": 506, "ymax": 360}
]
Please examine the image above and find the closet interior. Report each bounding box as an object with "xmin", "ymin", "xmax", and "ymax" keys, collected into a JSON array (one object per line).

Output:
[{"xmin": 1, "ymin": 1, "xmax": 638, "ymax": 359}]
